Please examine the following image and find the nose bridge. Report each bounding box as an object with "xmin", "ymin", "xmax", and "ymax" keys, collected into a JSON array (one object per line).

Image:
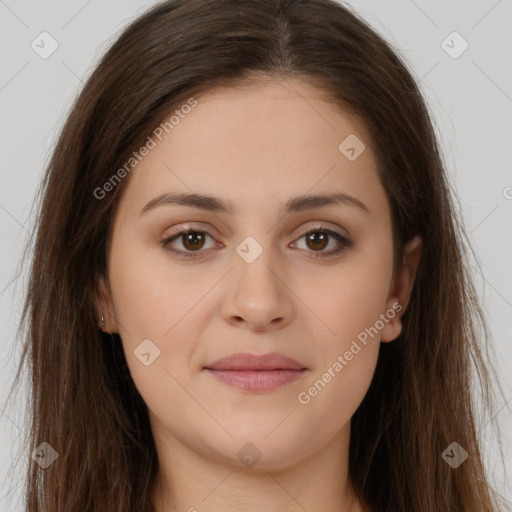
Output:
[
  {"xmin": 221, "ymin": 232, "xmax": 293, "ymax": 330},
  {"xmin": 234, "ymin": 232, "xmax": 282, "ymax": 300}
]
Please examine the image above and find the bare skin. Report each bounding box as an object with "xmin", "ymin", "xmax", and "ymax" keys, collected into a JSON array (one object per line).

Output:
[{"xmin": 96, "ymin": 76, "xmax": 421, "ymax": 512}]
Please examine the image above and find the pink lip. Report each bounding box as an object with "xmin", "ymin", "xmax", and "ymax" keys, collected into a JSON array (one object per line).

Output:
[{"xmin": 203, "ymin": 352, "xmax": 308, "ymax": 392}]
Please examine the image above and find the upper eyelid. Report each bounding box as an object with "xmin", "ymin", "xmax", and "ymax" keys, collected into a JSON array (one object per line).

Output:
[
  {"xmin": 164, "ymin": 220, "xmax": 348, "ymax": 238},
  {"xmin": 294, "ymin": 223, "xmax": 348, "ymax": 238}
]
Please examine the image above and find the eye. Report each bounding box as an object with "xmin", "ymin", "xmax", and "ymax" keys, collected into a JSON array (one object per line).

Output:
[
  {"xmin": 161, "ymin": 229, "xmax": 220, "ymax": 258},
  {"xmin": 161, "ymin": 226, "xmax": 353, "ymax": 259},
  {"xmin": 291, "ymin": 227, "xmax": 353, "ymax": 258}
]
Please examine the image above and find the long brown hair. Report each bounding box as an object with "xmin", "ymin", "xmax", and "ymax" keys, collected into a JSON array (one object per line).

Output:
[{"xmin": 5, "ymin": 0, "xmax": 509, "ymax": 510}]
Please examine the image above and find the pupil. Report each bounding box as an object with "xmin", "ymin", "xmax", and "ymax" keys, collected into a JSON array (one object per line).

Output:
[
  {"xmin": 184, "ymin": 232, "xmax": 204, "ymax": 250},
  {"xmin": 308, "ymin": 232, "xmax": 327, "ymax": 251}
]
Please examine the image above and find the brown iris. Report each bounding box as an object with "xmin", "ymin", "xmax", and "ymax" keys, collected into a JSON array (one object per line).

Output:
[
  {"xmin": 305, "ymin": 231, "xmax": 328, "ymax": 251},
  {"xmin": 182, "ymin": 231, "xmax": 206, "ymax": 251}
]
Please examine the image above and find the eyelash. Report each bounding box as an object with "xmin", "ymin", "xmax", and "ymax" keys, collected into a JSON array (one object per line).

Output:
[{"xmin": 161, "ymin": 226, "xmax": 353, "ymax": 259}]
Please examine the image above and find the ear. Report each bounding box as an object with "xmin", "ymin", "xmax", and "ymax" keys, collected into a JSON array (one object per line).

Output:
[
  {"xmin": 93, "ymin": 273, "xmax": 119, "ymax": 334},
  {"xmin": 381, "ymin": 235, "xmax": 422, "ymax": 343}
]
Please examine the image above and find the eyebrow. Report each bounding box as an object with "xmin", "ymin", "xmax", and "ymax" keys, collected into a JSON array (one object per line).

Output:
[{"xmin": 140, "ymin": 191, "xmax": 369, "ymax": 216}]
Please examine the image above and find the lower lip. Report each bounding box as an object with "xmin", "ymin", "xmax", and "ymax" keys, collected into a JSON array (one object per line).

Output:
[{"xmin": 204, "ymin": 369, "xmax": 307, "ymax": 391}]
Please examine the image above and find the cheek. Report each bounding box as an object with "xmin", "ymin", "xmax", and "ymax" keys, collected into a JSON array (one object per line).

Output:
[
  {"xmin": 303, "ymin": 248, "xmax": 393, "ymax": 349},
  {"xmin": 107, "ymin": 237, "xmax": 213, "ymax": 403},
  {"xmin": 292, "ymin": 247, "xmax": 392, "ymax": 425},
  {"xmin": 108, "ymin": 231, "xmax": 215, "ymax": 340},
  {"xmin": 296, "ymin": 342, "xmax": 378, "ymax": 446},
  {"xmin": 294, "ymin": 276, "xmax": 384, "ymax": 438}
]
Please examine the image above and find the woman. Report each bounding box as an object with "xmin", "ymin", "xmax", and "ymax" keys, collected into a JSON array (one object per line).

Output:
[{"xmin": 8, "ymin": 0, "xmax": 509, "ymax": 510}]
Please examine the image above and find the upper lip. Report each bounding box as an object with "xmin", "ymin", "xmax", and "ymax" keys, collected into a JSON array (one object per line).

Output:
[{"xmin": 204, "ymin": 352, "xmax": 307, "ymax": 371}]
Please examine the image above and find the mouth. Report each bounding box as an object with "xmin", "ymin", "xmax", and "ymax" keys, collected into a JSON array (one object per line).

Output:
[{"xmin": 203, "ymin": 352, "xmax": 308, "ymax": 392}]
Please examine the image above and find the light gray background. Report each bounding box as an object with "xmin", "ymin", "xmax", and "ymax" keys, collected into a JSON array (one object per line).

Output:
[{"xmin": 1, "ymin": 0, "xmax": 511, "ymax": 510}]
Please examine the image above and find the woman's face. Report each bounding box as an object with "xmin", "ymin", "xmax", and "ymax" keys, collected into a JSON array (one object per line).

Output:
[{"xmin": 98, "ymin": 77, "xmax": 420, "ymax": 471}]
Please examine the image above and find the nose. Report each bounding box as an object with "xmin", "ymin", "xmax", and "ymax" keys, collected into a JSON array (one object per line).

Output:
[{"xmin": 220, "ymin": 247, "xmax": 294, "ymax": 332}]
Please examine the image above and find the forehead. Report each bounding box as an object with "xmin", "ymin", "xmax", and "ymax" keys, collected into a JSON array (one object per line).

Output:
[{"xmin": 117, "ymin": 77, "xmax": 386, "ymax": 218}]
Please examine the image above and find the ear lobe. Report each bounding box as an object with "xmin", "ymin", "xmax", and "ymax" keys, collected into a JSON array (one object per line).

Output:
[
  {"xmin": 94, "ymin": 274, "xmax": 118, "ymax": 333},
  {"xmin": 381, "ymin": 235, "xmax": 422, "ymax": 343}
]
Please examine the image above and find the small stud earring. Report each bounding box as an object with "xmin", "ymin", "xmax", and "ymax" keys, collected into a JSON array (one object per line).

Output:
[{"xmin": 100, "ymin": 315, "xmax": 105, "ymax": 329}]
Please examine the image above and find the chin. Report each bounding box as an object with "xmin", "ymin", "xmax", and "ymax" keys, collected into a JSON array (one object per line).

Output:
[{"xmin": 199, "ymin": 425, "xmax": 313, "ymax": 471}]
